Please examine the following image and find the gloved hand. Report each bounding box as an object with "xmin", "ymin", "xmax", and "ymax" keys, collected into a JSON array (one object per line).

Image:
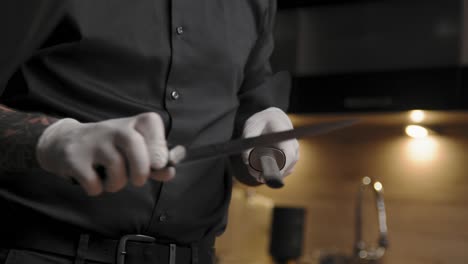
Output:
[
  {"xmin": 36, "ymin": 112, "xmax": 176, "ymax": 196},
  {"xmin": 241, "ymin": 107, "xmax": 299, "ymax": 183}
]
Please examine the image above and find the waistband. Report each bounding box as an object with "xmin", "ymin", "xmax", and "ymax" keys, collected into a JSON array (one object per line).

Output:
[{"xmin": 1, "ymin": 226, "xmax": 215, "ymax": 264}]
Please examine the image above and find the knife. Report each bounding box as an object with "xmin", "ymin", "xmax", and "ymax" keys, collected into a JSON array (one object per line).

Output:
[
  {"xmin": 168, "ymin": 119, "xmax": 358, "ymax": 188},
  {"xmin": 87, "ymin": 119, "xmax": 356, "ymax": 188}
]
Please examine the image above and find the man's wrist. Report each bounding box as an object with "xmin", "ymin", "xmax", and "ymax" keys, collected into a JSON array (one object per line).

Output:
[{"xmin": 0, "ymin": 104, "xmax": 60, "ymax": 171}]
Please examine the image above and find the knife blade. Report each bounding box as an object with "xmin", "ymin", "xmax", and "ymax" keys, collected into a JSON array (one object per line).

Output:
[
  {"xmin": 170, "ymin": 119, "xmax": 358, "ymax": 165},
  {"xmin": 82, "ymin": 119, "xmax": 357, "ymax": 188}
]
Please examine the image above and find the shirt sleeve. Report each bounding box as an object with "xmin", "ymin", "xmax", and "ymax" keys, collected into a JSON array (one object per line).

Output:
[
  {"xmin": 0, "ymin": 0, "xmax": 65, "ymax": 93},
  {"xmin": 233, "ymin": 0, "xmax": 291, "ymax": 137}
]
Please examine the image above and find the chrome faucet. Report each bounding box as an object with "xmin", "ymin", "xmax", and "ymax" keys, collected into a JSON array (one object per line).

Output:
[{"xmin": 319, "ymin": 177, "xmax": 389, "ymax": 264}]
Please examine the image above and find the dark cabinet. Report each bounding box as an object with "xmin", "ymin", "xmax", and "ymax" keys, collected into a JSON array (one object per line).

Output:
[{"xmin": 272, "ymin": 0, "xmax": 468, "ymax": 112}]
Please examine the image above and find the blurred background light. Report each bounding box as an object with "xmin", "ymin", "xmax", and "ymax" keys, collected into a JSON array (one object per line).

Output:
[
  {"xmin": 406, "ymin": 137, "xmax": 438, "ymax": 162},
  {"xmin": 409, "ymin": 110, "xmax": 425, "ymax": 123},
  {"xmin": 374, "ymin": 181, "xmax": 383, "ymax": 192},
  {"xmin": 405, "ymin": 125, "xmax": 429, "ymax": 138},
  {"xmin": 362, "ymin": 176, "xmax": 371, "ymax": 185}
]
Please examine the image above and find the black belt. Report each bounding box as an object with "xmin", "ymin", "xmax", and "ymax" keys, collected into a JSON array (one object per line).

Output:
[{"xmin": 2, "ymin": 228, "xmax": 214, "ymax": 264}]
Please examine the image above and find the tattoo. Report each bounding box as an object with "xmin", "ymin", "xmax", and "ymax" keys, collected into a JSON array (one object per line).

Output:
[{"xmin": 0, "ymin": 104, "xmax": 58, "ymax": 171}]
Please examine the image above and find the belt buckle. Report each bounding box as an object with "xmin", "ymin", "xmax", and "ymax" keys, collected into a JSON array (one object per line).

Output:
[{"xmin": 117, "ymin": 234, "xmax": 156, "ymax": 264}]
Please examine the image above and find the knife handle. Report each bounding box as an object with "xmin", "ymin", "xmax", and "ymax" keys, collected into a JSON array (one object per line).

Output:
[{"xmin": 249, "ymin": 147, "xmax": 286, "ymax": 189}]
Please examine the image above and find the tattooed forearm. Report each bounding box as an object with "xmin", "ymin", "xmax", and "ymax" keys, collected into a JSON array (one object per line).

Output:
[{"xmin": 0, "ymin": 104, "xmax": 58, "ymax": 171}]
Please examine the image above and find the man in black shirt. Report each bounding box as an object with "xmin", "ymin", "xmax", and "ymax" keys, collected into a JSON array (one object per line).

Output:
[{"xmin": 0, "ymin": 1, "xmax": 299, "ymax": 263}]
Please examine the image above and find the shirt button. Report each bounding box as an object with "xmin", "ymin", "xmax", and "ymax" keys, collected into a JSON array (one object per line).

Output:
[
  {"xmin": 171, "ymin": 91, "xmax": 180, "ymax": 100},
  {"xmin": 159, "ymin": 214, "xmax": 167, "ymax": 222},
  {"xmin": 176, "ymin": 26, "xmax": 184, "ymax": 35}
]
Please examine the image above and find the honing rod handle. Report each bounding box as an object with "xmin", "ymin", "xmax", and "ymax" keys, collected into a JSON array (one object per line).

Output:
[{"xmin": 249, "ymin": 147, "xmax": 286, "ymax": 189}]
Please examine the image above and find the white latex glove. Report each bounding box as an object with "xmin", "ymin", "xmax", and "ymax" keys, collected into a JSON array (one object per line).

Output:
[
  {"xmin": 36, "ymin": 112, "xmax": 176, "ymax": 196},
  {"xmin": 241, "ymin": 107, "xmax": 299, "ymax": 182}
]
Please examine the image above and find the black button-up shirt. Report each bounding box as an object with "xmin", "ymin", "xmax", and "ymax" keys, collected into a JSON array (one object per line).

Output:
[{"xmin": 0, "ymin": 0, "xmax": 290, "ymax": 244}]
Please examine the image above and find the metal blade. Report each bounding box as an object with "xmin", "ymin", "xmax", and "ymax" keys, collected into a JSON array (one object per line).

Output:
[{"xmin": 180, "ymin": 119, "xmax": 357, "ymax": 164}]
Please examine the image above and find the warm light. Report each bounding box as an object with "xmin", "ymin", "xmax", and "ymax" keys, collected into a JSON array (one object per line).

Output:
[
  {"xmin": 374, "ymin": 181, "xmax": 383, "ymax": 192},
  {"xmin": 405, "ymin": 125, "xmax": 428, "ymax": 138},
  {"xmin": 409, "ymin": 110, "xmax": 425, "ymax": 123},
  {"xmin": 407, "ymin": 137, "xmax": 438, "ymax": 162}
]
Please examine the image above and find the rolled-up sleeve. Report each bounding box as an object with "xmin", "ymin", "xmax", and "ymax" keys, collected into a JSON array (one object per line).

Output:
[{"xmin": 234, "ymin": 0, "xmax": 291, "ymax": 137}]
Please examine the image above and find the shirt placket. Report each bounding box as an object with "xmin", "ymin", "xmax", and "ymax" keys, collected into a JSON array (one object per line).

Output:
[{"xmin": 146, "ymin": 0, "xmax": 185, "ymax": 235}]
